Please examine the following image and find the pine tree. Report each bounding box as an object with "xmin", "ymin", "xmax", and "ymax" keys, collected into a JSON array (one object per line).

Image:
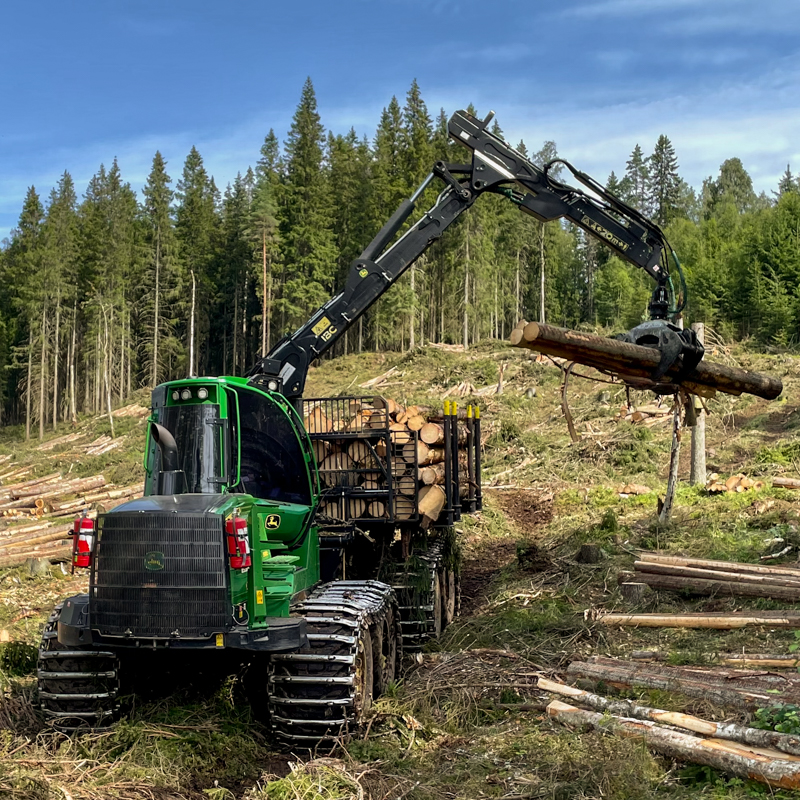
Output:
[
  {"xmin": 647, "ymin": 134, "xmax": 682, "ymax": 225},
  {"xmin": 777, "ymin": 164, "xmax": 797, "ymax": 197}
]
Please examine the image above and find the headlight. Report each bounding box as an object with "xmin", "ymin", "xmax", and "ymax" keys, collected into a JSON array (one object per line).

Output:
[
  {"xmin": 267, "ymin": 380, "xmax": 278, "ymax": 392},
  {"xmin": 180, "ymin": 389, "xmax": 191, "ymax": 400},
  {"xmin": 197, "ymin": 388, "xmax": 209, "ymax": 400},
  {"xmin": 172, "ymin": 391, "xmax": 180, "ymax": 401}
]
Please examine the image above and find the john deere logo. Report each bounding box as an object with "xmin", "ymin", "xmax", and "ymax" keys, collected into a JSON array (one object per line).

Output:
[
  {"xmin": 265, "ymin": 514, "xmax": 281, "ymax": 530},
  {"xmin": 144, "ymin": 551, "xmax": 165, "ymax": 571}
]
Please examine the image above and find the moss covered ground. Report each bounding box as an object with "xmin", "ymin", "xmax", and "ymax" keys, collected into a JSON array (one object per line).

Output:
[{"xmin": 2, "ymin": 340, "xmax": 800, "ymax": 798}]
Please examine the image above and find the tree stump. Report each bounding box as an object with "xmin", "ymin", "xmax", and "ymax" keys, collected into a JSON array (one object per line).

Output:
[
  {"xmin": 620, "ymin": 582, "xmax": 651, "ymax": 604},
  {"xmin": 576, "ymin": 544, "xmax": 605, "ymax": 564}
]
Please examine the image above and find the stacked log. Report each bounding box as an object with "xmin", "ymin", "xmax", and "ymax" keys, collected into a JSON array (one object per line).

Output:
[
  {"xmin": 706, "ymin": 473, "xmax": 765, "ymax": 493},
  {"xmin": 304, "ymin": 395, "xmax": 476, "ymax": 524},
  {"xmin": 621, "ymin": 552, "xmax": 800, "ymax": 601}
]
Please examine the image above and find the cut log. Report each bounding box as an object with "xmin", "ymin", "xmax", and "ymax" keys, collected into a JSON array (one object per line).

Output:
[
  {"xmin": 319, "ymin": 452, "xmax": 356, "ymax": 487},
  {"xmin": 0, "ymin": 543, "xmax": 72, "ymax": 568},
  {"xmin": 600, "ymin": 611, "xmax": 800, "ymax": 629},
  {"xmin": 395, "ymin": 475, "xmax": 417, "ymax": 496},
  {"xmin": 546, "ymin": 700, "xmax": 800, "ymax": 790},
  {"xmin": 637, "ymin": 552, "xmax": 800, "ymax": 578},
  {"xmin": 398, "ymin": 442, "xmax": 418, "ymax": 464},
  {"xmin": 511, "ymin": 321, "xmax": 783, "ymax": 400},
  {"xmin": 311, "ymin": 440, "xmax": 330, "ymax": 464},
  {"xmin": 361, "ymin": 478, "xmax": 382, "ymax": 490},
  {"xmin": 774, "ymin": 477, "xmax": 800, "ymax": 490},
  {"xmin": 418, "ymin": 445, "xmax": 446, "ymax": 467},
  {"xmin": 394, "ymin": 495, "xmax": 415, "ymax": 520},
  {"xmin": 406, "ymin": 415, "xmax": 426, "ymax": 431},
  {"xmin": 418, "ymin": 484, "xmax": 446, "ymax": 524},
  {"xmin": 348, "ymin": 440, "xmax": 373, "ymax": 466},
  {"xmin": 631, "ymin": 571, "xmax": 800, "ymax": 601},
  {"xmin": 565, "ymin": 661, "xmax": 774, "ymax": 710},
  {"xmin": 538, "ymin": 677, "xmax": 800, "ymax": 758},
  {"xmin": 634, "ymin": 561, "xmax": 800, "ymax": 588},
  {"xmin": 366, "ymin": 501, "xmax": 386, "ymax": 518},
  {"xmin": 347, "ymin": 498, "xmax": 366, "ymax": 518},
  {"xmin": 304, "ymin": 408, "xmax": 332, "ymax": 434},
  {"xmin": 0, "ymin": 526, "xmax": 74, "ymax": 551}
]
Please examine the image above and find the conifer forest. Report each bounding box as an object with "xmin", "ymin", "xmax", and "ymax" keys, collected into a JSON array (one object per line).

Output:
[{"xmin": 2, "ymin": 77, "xmax": 799, "ymax": 435}]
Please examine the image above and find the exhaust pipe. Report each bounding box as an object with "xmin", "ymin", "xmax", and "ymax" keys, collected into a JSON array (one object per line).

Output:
[{"xmin": 150, "ymin": 423, "xmax": 185, "ymax": 495}]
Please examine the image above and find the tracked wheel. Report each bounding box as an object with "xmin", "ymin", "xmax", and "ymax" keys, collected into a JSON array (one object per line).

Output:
[
  {"xmin": 38, "ymin": 602, "xmax": 119, "ymax": 732},
  {"xmin": 267, "ymin": 580, "xmax": 399, "ymax": 748}
]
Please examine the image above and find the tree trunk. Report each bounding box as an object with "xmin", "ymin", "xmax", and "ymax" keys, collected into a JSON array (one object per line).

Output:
[
  {"xmin": 126, "ymin": 311, "xmax": 131, "ymax": 398},
  {"xmin": 25, "ymin": 335, "xmax": 32, "ymax": 441},
  {"xmin": 152, "ymin": 227, "xmax": 160, "ymax": 387},
  {"xmin": 600, "ymin": 611, "xmax": 800, "ymax": 629},
  {"xmin": 463, "ymin": 235, "xmax": 469, "ymax": 351},
  {"xmin": 539, "ymin": 224, "xmax": 545, "ymax": 323},
  {"xmin": 190, "ymin": 269, "xmax": 197, "ymax": 377},
  {"xmin": 38, "ymin": 306, "xmax": 47, "ymax": 440},
  {"xmin": 261, "ymin": 230, "xmax": 267, "ymax": 357},
  {"xmin": 410, "ymin": 263, "xmax": 415, "ymax": 350},
  {"xmin": 103, "ymin": 307, "xmax": 115, "ymax": 438},
  {"xmin": 52, "ymin": 297, "xmax": 60, "ymax": 431}
]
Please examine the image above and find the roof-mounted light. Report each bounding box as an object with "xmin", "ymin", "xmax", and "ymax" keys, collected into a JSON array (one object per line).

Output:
[
  {"xmin": 197, "ymin": 388, "xmax": 209, "ymax": 400},
  {"xmin": 180, "ymin": 389, "xmax": 191, "ymax": 401}
]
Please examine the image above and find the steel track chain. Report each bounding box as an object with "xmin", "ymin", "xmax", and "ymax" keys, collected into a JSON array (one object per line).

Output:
[
  {"xmin": 267, "ymin": 580, "xmax": 399, "ymax": 747},
  {"xmin": 38, "ymin": 602, "xmax": 120, "ymax": 731}
]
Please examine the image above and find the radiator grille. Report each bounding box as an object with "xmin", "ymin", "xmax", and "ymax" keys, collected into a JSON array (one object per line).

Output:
[{"xmin": 91, "ymin": 512, "xmax": 229, "ymax": 638}]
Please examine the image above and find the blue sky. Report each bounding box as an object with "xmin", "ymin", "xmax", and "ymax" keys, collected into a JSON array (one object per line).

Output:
[{"xmin": 1, "ymin": 0, "xmax": 798, "ymax": 240}]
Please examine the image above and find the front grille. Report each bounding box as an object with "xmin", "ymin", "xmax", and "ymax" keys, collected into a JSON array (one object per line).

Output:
[{"xmin": 91, "ymin": 512, "xmax": 229, "ymax": 638}]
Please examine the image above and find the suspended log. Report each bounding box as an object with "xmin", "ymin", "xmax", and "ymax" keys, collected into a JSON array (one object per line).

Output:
[
  {"xmin": 511, "ymin": 321, "xmax": 783, "ymax": 400},
  {"xmin": 538, "ymin": 677, "xmax": 800, "ymax": 758},
  {"xmin": 547, "ymin": 700, "xmax": 800, "ymax": 790},
  {"xmin": 601, "ymin": 611, "xmax": 800, "ymax": 629}
]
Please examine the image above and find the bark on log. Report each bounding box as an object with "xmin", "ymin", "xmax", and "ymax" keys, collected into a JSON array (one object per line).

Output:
[
  {"xmin": 566, "ymin": 661, "xmax": 773, "ymax": 710},
  {"xmin": 512, "ymin": 322, "xmax": 783, "ymax": 400},
  {"xmin": 600, "ymin": 611, "xmax": 800, "ymax": 629},
  {"xmin": 637, "ymin": 552, "xmax": 800, "ymax": 578},
  {"xmin": 538, "ymin": 677, "xmax": 800, "ymax": 758},
  {"xmin": 632, "ymin": 571, "xmax": 800, "ymax": 601},
  {"xmin": 773, "ymin": 477, "xmax": 800, "ymax": 490},
  {"xmin": 0, "ymin": 526, "xmax": 73, "ymax": 551},
  {"xmin": 546, "ymin": 700, "xmax": 800, "ymax": 790},
  {"xmin": 304, "ymin": 408, "xmax": 332, "ymax": 434},
  {"xmin": 635, "ymin": 561, "xmax": 800, "ymax": 588},
  {"xmin": 0, "ymin": 543, "xmax": 72, "ymax": 568},
  {"xmin": 418, "ymin": 445, "xmax": 446, "ymax": 466}
]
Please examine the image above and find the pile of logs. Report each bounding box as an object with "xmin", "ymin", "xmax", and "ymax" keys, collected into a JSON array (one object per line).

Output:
[
  {"xmin": 620, "ymin": 552, "xmax": 800, "ymax": 602},
  {"xmin": 540, "ymin": 671, "xmax": 800, "ymax": 789},
  {"xmin": 0, "ymin": 473, "xmax": 143, "ymax": 567},
  {"xmin": 706, "ymin": 473, "xmax": 765, "ymax": 493},
  {"xmin": 305, "ymin": 396, "xmax": 474, "ymax": 525}
]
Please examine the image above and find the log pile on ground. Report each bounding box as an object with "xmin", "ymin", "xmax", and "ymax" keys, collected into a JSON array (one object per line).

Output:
[
  {"xmin": 0, "ymin": 474, "xmax": 143, "ymax": 566},
  {"xmin": 706, "ymin": 472, "xmax": 765, "ymax": 493},
  {"xmin": 304, "ymin": 395, "xmax": 475, "ymax": 526},
  {"xmin": 540, "ymin": 675, "xmax": 800, "ymax": 789},
  {"xmin": 620, "ymin": 552, "xmax": 800, "ymax": 602},
  {"xmin": 510, "ymin": 320, "xmax": 783, "ymax": 400}
]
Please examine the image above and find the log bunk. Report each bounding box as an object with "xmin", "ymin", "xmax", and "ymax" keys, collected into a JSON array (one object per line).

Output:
[{"xmin": 302, "ymin": 395, "xmax": 481, "ymax": 528}]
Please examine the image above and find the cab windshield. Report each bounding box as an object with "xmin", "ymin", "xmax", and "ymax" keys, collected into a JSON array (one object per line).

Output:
[{"xmin": 157, "ymin": 403, "xmax": 223, "ymax": 493}]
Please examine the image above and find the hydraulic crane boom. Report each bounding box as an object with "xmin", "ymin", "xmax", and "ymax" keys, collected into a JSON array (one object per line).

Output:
[{"xmin": 249, "ymin": 109, "xmax": 694, "ymax": 400}]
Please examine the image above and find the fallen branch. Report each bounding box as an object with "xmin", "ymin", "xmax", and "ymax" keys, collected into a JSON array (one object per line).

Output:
[{"xmin": 600, "ymin": 612, "xmax": 800, "ymax": 629}]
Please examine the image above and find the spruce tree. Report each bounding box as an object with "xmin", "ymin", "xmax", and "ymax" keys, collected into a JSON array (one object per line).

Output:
[
  {"xmin": 777, "ymin": 164, "xmax": 797, "ymax": 197},
  {"xmin": 280, "ymin": 78, "xmax": 338, "ymax": 333},
  {"xmin": 647, "ymin": 134, "xmax": 682, "ymax": 225},
  {"xmin": 624, "ymin": 144, "xmax": 649, "ymax": 211}
]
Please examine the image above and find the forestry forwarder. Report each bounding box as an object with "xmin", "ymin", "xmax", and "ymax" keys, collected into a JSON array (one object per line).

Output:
[{"xmin": 39, "ymin": 109, "xmax": 700, "ymax": 747}]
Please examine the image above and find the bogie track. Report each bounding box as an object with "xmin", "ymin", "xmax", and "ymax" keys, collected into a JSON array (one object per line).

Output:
[
  {"xmin": 38, "ymin": 603, "xmax": 119, "ymax": 732},
  {"xmin": 268, "ymin": 580, "xmax": 399, "ymax": 747}
]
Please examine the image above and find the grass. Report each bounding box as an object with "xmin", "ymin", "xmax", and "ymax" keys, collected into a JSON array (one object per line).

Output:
[{"xmin": 1, "ymin": 341, "xmax": 800, "ymax": 797}]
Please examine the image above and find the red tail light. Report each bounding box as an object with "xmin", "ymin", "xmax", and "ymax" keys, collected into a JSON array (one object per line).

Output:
[
  {"xmin": 72, "ymin": 516, "xmax": 95, "ymax": 569},
  {"xmin": 225, "ymin": 516, "xmax": 251, "ymax": 571}
]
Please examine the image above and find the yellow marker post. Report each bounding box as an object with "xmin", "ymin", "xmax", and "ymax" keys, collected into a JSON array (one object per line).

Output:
[
  {"xmin": 467, "ymin": 405, "xmax": 473, "ymax": 418},
  {"xmin": 444, "ymin": 399, "xmax": 451, "ymax": 416},
  {"xmin": 452, "ymin": 401, "xmax": 458, "ymax": 416},
  {"xmin": 474, "ymin": 405, "xmax": 480, "ymax": 419}
]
